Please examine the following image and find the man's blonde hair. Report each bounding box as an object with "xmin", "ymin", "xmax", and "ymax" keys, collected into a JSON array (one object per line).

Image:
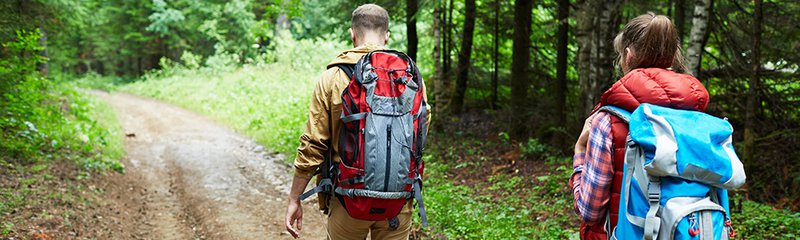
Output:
[{"xmin": 351, "ymin": 4, "xmax": 389, "ymax": 38}]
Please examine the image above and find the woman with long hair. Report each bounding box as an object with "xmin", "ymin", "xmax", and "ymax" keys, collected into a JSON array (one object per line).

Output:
[{"xmin": 570, "ymin": 12, "xmax": 709, "ymax": 239}]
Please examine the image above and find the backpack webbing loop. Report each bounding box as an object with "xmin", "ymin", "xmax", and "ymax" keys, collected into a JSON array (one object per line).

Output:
[
  {"xmin": 644, "ymin": 177, "xmax": 662, "ymax": 240},
  {"xmin": 413, "ymin": 175, "xmax": 429, "ymax": 227},
  {"xmin": 299, "ymin": 178, "xmax": 333, "ymax": 201}
]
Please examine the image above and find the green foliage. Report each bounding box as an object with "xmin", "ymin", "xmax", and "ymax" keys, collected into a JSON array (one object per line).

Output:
[
  {"xmin": 732, "ymin": 200, "xmax": 800, "ymax": 239},
  {"xmin": 0, "ymin": 29, "xmax": 124, "ymax": 172},
  {"xmin": 1, "ymin": 222, "xmax": 12, "ymax": 236},
  {"xmin": 146, "ymin": 0, "xmax": 186, "ymax": 36},
  {"xmin": 125, "ymin": 34, "xmax": 346, "ymax": 160},
  {"xmin": 519, "ymin": 137, "xmax": 556, "ymax": 160},
  {"xmin": 56, "ymin": 87, "xmax": 125, "ymax": 172},
  {"xmin": 1, "ymin": 29, "xmax": 52, "ymax": 159},
  {"xmin": 420, "ymin": 147, "xmax": 578, "ymax": 239}
]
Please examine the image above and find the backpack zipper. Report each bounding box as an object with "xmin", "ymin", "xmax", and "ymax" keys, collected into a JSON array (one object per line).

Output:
[{"xmin": 385, "ymin": 125, "xmax": 392, "ymax": 192}]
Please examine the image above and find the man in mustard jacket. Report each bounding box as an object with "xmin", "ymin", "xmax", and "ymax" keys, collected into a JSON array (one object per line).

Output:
[{"xmin": 285, "ymin": 4, "xmax": 430, "ymax": 240}]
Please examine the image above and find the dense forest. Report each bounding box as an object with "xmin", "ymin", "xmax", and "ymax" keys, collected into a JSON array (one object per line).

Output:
[{"xmin": 2, "ymin": 0, "xmax": 799, "ymax": 238}]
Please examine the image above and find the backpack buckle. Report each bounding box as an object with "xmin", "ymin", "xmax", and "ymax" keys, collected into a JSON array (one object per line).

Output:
[{"xmin": 647, "ymin": 178, "xmax": 661, "ymax": 203}]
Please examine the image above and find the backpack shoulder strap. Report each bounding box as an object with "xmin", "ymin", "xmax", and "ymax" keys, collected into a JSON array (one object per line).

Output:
[
  {"xmin": 330, "ymin": 63, "xmax": 356, "ymax": 80},
  {"xmin": 300, "ymin": 65, "xmax": 356, "ymax": 202},
  {"xmin": 597, "ymin": 105, "xmax": 632, "ymax": 123}
]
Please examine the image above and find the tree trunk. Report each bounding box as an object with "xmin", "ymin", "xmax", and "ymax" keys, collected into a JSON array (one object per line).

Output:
[
  {"xmin": 406, "ymin": 0, "xmax": 418, "ymax": 61},
  {"xmin": 510, "ymin": 0, "xmax": 532, "ymax": 139},
  {"xmin": 675, "ymin": 0, "xmax": 686, "ymax": 42},
  {"xmin": 491, "ymin": 0, "xmax": 499, "ymax": 109},
  {"xmin": 745, "ymin": 0, "xmax": 762, "ymax": 165},
  {"xmin": 577, "ymin": 0, "xmax": 621, "ymax": 115},
  {"xmin": 137, "ymin": 56, "xmax": 143, "ymax": 76},
  {"xmin": 593, "ymin": 0, "xmax": 622, "ymax": 96},
  {"xmin": 37, "ymin": 15, "xmax": 49, "ymax": 76},
  {"xmin": 686, "ymin": 0, "xmax": 712, "ymax": 76},
  {"xmin": 441, "ymin": 0, "xmax": 454, "ymax": 107},
  {"xmin": 576, "ymin": 0, "xmax": 594, "ymax": 115},
  {"xmin": 276, "ymin": 14, "xmax": 290, "ymax": 30},
  {"xmin": 451, "ymin": 0, "xmax": 476, "ymax": 114},
  {"xmin": 555, "ymin": 0, "xmax": 569, "ymax": 131},
  {"xmin": 433, "ymin": 2, "xmax": 443, "ymax": 106}
]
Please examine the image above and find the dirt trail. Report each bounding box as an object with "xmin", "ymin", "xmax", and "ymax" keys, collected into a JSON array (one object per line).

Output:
[{"xmin": 95, "ymin": 91, "xmax": 327, "ymax": 239}]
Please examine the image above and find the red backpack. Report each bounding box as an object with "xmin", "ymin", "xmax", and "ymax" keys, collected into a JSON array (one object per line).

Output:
[{"xmin": 300, "ymin": 50, "xmax": 429, "ymax": 227}]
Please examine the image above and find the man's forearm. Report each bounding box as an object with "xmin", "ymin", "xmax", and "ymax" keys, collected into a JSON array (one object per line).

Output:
[{"xmin": 288, "ymin": 175, "xmax": 313, "ymax": 202}]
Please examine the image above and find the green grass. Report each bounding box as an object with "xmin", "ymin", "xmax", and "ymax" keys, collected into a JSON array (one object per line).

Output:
[
  {"xmin": 124, "ymin": 35, "xmax": 347, "ymax": 160},
  {"xmin": 421, "ymin": 163, "xmax": 579, "ymax": 239},
  {"xmin": 58, "ymin": 86, "xmax": 125, "ymax": 171}
]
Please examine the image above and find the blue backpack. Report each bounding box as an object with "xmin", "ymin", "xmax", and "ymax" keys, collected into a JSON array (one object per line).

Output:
[{"xmin": 599, "ymin": 104, "xmax": 746, "ymax": 240}]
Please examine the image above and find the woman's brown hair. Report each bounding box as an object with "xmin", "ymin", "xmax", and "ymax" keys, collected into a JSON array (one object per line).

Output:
[{"xmin": 614, "ymin": 12, "xmax": 688, "ymax": 74}]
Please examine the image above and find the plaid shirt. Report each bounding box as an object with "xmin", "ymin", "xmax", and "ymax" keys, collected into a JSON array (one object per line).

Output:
[{"xmin": 570, "ymin": 112, "xmax": 613, "ymax": 224}]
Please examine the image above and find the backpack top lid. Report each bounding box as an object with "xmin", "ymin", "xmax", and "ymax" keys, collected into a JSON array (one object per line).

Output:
[
  {"xmin": 627, "ymin": 104, "xmax": 746, "ymax": 189},
  {"xmin": 351, "ymin": 50, "xmax": 422, "ymax": 116}
]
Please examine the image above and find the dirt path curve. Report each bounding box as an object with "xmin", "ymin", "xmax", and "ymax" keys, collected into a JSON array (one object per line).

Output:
[{"xmin": 95, "ymin": 91, "xmax": 326, "ymax": 239}]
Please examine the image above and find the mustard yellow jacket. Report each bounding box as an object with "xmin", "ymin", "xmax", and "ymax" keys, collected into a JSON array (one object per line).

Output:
[{"xmin": 294, "ymin": 44, "xmax": 432, "ymax": 180}]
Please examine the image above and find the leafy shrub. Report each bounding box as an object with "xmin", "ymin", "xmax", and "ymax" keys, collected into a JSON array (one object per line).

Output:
[
  {"xmin": 55, "ymin": 87, "xmax": 125, "ymax": 172},
  {"xmin": 0, "ymin": 29, "xmax": 53, "ymax": 159},
  {"xmin": 1, "ymin": 29, "xmax": 124, "ymax": 172},
  {"xmin": 733, "ymin": 200, "xmax": 800, "ymax": 239},
  {"xmin": 519, "ymin": 137, "xmax": 556, "ymax": 160}
]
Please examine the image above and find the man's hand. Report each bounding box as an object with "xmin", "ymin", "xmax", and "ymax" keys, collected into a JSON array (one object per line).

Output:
[
  {"xmin": 285, "ymin": 198, "xmax": 303, "ymax": 238},
  {"xmin": 285, "ymin": 175, "xmax": 312, "ymax": 238}
]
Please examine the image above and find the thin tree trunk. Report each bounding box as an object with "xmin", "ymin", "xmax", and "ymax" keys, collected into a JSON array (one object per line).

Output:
[
  {"xmin": 491, "ymin": 0, "xmax": 499, "ymax": 109},
  {"xmin": 555, "ymin": 0, "xmax": 569, "ymax": 130},
  {"xmin": 452, "ymin": 0, "xmax": 476, "ymax": 114},
  {"xmin": 511, "ymin": 0, "xmax": 532, "ymax": 138},
  {"xmin": 37, "ymin": 15, "xmax": 49, "ymax": 76},
  {"xmin": 686, "ymin": 0, "xmax": 712, "ymax": 76},
  {"xmin": 441, "ymin": 0, "xmax": 454, "ymax": 105},
  {"xmin": 675, "ymin": 0, "xmax": 686, "ymax": 42},
  {"xmin": 276, "ymin": 14, "xmax": 289, "ymax": 30},
  {"xmin": 407, "ymin": 0, "xmax": 418, "ymax": 61},
  {"xmin": 745, "ymin": 0, "xmax": 762, "ymax": 164},
  {"xmin": 137, "ymin": 56, "xmax": 143, "ymax": 76},
  {"xmin": 576, "ymin": 0, "xmax": 594, "ymax": 115},
  {"xmin": 433, "ymin": 2, "xmax": 443, "ymax": 106}
]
